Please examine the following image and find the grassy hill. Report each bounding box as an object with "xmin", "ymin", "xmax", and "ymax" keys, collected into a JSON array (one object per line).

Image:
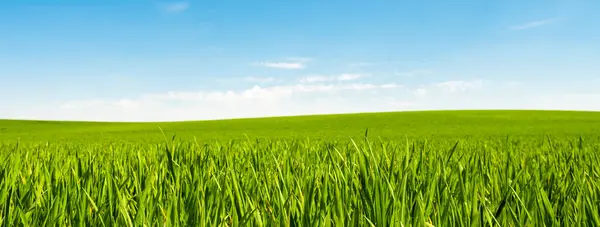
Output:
[{"xmin": 2, "ymin": 110, "xmax": 600, "ymax": 143}]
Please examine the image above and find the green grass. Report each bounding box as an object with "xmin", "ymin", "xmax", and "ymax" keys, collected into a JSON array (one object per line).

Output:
[
  {"xmin": 2, "ymin": 110, "xmax": 600, "ymax": 144},
  {"xmin": 1, "ymin": 110, "xmax": 600, "ymax": 226}
]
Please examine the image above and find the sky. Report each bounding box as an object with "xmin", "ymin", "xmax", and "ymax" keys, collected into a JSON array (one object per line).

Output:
[{"xmin": 1, "ymin": 0, "xmax": 599, "ymax": 122}]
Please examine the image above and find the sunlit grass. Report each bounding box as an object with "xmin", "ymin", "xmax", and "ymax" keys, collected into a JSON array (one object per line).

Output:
[{"xmin": 1, "ymin": 134, "xmax": 599, "ymax": 226}]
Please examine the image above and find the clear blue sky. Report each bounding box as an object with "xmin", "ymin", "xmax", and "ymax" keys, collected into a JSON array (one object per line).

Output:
[{"xmin": 1, "ymin": 0, "xmax": 599, "ymax": 121}]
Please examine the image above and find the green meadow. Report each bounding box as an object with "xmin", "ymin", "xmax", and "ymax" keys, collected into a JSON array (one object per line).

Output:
[
  {"xmin": 2, "ymin": 110, "xmax": 600, "ymax": 143},
  {"xmin": 1, "ymin": 110, "xmax": 600, "ymax": 226}
]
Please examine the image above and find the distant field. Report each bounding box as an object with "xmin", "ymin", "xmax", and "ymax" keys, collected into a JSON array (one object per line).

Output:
[
  {"xmin": 2, "ymin": 110, "xmax": 600, "ymax": 144},
  {"xmin": 1, "ymin": 110, "xmax": 600, "ymax": 226}
]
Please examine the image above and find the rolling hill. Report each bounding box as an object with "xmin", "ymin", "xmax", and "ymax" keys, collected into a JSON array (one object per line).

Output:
[{"xmin": 2, "ymin": 110, "xmax": 600, "ymax": 143}]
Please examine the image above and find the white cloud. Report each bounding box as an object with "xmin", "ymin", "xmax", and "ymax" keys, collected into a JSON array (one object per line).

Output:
[
  {"xmin": 257, "ymin": 62, "xmax": 305, "ymax": 69},
  {"xmin": 137, "ymin": 83, "xmax": 400, "ymax": 103},
  {"xmin": 52, "ymin": 82, "xmax": 406, "ymax": 121},
  {"xmin": 61, "ymin": 99, "xmax": 107, "ymax": 109},
  {"xmin": 510, "ymin": 18, "xmax": 557, "ymax": 30},
  {"xmin": 255, "ymin": 57, "xmax": 312, "ymax": 69},
  {"xmin": 430, "ymin": 80, "xmax": 484, "ymax": 93},
  {"xmin": 412, "ymin": 88, "xmax": 428, "ymax": 96},
  {"xmin": 162, "ymin": 2, "xmax": 190, "ymax": 13},
  {"xmin": 410, "ymin": 80, "xmax": 484, "ymax": 96},
  {"xmin": 299, "ymin": 74, "xmax": 365, "ymax": 83},
  {"xmin": 8, "ymin": 79, "xmax": 600, "ymax": 122}
]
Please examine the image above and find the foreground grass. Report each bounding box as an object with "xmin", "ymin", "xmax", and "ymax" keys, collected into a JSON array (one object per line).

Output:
[{"xmin": 1, "ymin": 135, "xmax": 599, "ymax": 226}]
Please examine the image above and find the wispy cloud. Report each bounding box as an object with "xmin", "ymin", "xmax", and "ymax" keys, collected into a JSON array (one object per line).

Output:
[
  {"xmin": 299, "ymin": 74, "xmax": 365, "ymax": 83},
  {"xmin": 255, "ymin": 57, "xmax": 312, "ymax": 69},
  {"xmin": 162, "ymin": 2, "xmax": 190, "ymax": 14},
  {"xmin": 410, "ymin": 80, "xmax": 485, "ymax": 96},
  {"xmin": 258, "ymin": 62, "xmax": 306, "ymax": 69},
  {"xmin": 55, "ymin": 79, "xmax": 485, "ymax": 122},
  {"xmin": 337, "ymin": 73, "xmax": 363, "ymax": 81},
  {"xmin": 9, "ymin": 80, "xmax": 600, "ymax": 122},
  {"xmin": 137, "ymin": 83, "xmax": 402, "ymax": 102},
  {"xmin": 58, "ymin": 82, "xmax": 403, "ymax": 121},
  {"xmin": 430, "ymin": 80, "xmax": 484, "ymax": 93},
  {"xmin": 510, "ymin": 18, "xmax": 558, "ymax": 30}
]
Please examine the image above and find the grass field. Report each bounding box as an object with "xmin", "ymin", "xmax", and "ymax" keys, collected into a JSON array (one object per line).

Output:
[
  {"xmin": 1, "ymin": 110, "xmax": 600, "ymax": 226},
  {"xmin": 2, "ymin": 110, "xmax": 600, "ymax": 144}
]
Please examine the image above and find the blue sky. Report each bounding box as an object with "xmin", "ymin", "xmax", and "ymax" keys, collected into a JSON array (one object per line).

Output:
[{"xmin": 1, "ymin": 0, "xmax": 599, "ymax": 121}]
